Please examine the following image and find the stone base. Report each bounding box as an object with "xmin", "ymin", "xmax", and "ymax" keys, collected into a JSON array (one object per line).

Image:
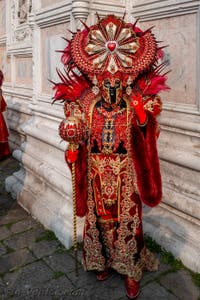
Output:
[
  {"xmin": 5, "ymin": 144, "xmax": 84, "ymax": 249},
  {"xmin": 143, "ymin": 203, "xmax": 200, "ymax": 273}
]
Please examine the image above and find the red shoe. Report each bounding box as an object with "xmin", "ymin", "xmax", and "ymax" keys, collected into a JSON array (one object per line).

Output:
[
  {"xmin": 125, "ymin": 276, "xmax": 140, "ymax": 299},
  {"xmin": 96, "ymin": 269, "xmax": 111, "ymax": 281}
]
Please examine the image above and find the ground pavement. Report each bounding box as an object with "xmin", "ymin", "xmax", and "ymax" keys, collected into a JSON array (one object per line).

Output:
[{"xmin": 0, "ymin": 157, "xmax": 199, "ymax": 300}]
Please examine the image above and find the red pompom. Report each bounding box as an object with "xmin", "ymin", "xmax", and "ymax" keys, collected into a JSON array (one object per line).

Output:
[{"xmin": 65, "ymin": 149, "xmax": 79, "ymax": 163}]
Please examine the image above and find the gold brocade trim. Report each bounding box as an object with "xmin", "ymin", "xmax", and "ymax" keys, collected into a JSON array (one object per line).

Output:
[
  {"xmin": 91, "ymin": 155, "xmax": 128, "ymax": 176},
  {"xmin": 112, "ymin": 246, "xmax": 159, "ymax": 281},
  {"xmin": 144, "ymin": 95, "xmax": 162, "ymax": 114},
  {"xmin": 83, "ymin": 97, "xmax": 106, "ymax": 271},
  {"xmin": 111, "ymin": 98, "xmax": 141, "ymax": 278},
  {"xmin": 142, "ymin": 247, "xmax": 159, "ymax": 272},
  {"xmin": 91, "ymin": 155, "xmax": 129, "ymax": 221}
]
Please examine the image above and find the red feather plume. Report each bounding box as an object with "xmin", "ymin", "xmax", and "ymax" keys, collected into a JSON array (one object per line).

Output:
[
  {"xmin": 52, "ymin": 68, "xmax": 90, "ymax": 103},
  {"xmin": 52, "ymin": 36, "xmax": 91, "ymax": 103},
  {"xmin": 134, "ymin": 62, "xmax": 170, "ymax": 96}
]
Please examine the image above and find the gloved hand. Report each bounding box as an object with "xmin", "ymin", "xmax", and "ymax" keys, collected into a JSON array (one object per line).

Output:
[{"xmin": 130, "ymin": 93, "xmax": 147, "ymax": 125}]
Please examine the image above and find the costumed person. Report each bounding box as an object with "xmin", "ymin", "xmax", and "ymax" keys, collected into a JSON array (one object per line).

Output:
[
  {"xmin": 52, "ymin": 14, "xmax": 169, "ymax": 299},
  {"xmin": 0, "ymin": 70, "xmax": 10, "ymax": 160}
]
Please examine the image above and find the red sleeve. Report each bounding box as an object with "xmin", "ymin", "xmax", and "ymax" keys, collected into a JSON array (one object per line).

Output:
[{"xmin": 131, "ymin": 111, "xmax": 162, "ymax": 207}]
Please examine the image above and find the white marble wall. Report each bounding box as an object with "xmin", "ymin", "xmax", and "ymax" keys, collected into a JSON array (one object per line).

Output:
[{"xmin": 2, "ymin": 0, "xmax": 200, "ymax": 272}]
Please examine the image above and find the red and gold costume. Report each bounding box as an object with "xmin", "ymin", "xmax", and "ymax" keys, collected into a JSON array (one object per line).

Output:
[
  {"xmin": 0, "ymin": 71, "xmax": 10, "ymax": 160},
  {"xmin": 53, "ymin": 14, "xmax": 169, "ymax": 295}
]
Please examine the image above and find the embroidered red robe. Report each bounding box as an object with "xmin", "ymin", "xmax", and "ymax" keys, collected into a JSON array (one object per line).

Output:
[{"xmin": 71, "ymin": 91, "xmax": 162, "ymax": 281}]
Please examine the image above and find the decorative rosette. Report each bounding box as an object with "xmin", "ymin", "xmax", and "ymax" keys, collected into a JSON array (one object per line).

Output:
[{"xmin": 70, "ymin": 15, "xmax": 157, "ymax": 82}]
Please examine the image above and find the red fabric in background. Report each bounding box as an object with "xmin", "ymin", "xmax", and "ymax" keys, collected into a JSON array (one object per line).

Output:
[{"xmin": 0, "ymin": 96, "xmax": 10, "ymax": 159}]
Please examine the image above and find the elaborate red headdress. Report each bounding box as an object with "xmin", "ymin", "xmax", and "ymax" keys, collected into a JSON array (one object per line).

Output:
[
  {"xmin": 70, "ymin": 15, "xmax": 157, "ymax": 83},
  {"xmin": 53, "ymin": 14, "xmax": 169, "ymax": 106}
]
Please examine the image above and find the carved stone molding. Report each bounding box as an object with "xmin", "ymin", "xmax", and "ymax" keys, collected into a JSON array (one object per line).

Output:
[
  {"xmin": 18, "ymin": 0, "xmax": 32, "ymax": 22},
  {"xmin": 71, "ymin": 0, "xmax": 90, "ymax": 20},
  {"xmin": 132, "ymin": 0, "xmax": 200, "ymax": 20},
  {"xmin": 90, "ymin": 0, "xmax": 125, "ymax": 17},
  {"xmin": 0, "ymin": 36, "xmax": 6, "ymax": 45},
  {"xmin": 14, "ymin": 26, "xmax": 32, "ymax": 41},
  {"xmin": 35, "ymin": 2, "xmax": 71, "ymax": 28},
  {"xmin": 10, "ymin": 0, "xmax": 33, "ymax": 45}
]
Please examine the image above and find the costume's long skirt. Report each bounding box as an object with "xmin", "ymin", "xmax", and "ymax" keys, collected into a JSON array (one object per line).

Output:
[{"xmin": 83, "ymin": 153, "xmax": 159, "ymax": 281}]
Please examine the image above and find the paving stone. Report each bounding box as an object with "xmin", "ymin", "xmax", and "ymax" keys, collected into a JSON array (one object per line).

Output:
[
  {"xmin": 160, "ymin": 270, "xmax": 200, "ymax": 300},
  {"xmin": 0, "ymin": 278, "xmax": 6, "ymax": 299},
  {"xmin": 66, "ymin": 266, "xmax": 98, "ymax": 288},
  {"xmin": 3, "ymin": 227, "xmax": 45, "ymax": 250},
  {"xmin": 10, "ymin": 217, "xmax": 41, "ymax": 234},
  {"xmin": 141, "ymin": 261, "xmax": 172, "ymax": 287},
  {"xmin": 43, "ymin": 252, "xmax": 80, "ymax": 274},
  {"xmin": 0, "ymin": 248, "xmax": 36, "ymax": 273},
  {"xmin": 70, "ymin": 248, "xmax": 83, "ymax": 264},
  {"xmin": 69, "ymin": 267, "xmax": 129, "ymax": 299},
  {"xmin": 0, "ymin": 226, "xmax": 11, "ymax": 241},
  {"xmin": 3, "ymin": 261, "xmax": 54, "ymax": 291},
  {"xmin": 0, "ymin": 199, "xmax": 16, "ymax": 216},
  {"xmin": 68, "ymin": 266, "xmax": 105, "ymax": 288},
  {"xmin": 0, "ymin": 157, "xmax": 19, "ymax": 174},
  {"xmin": 69, "ymin": 269, "xmax": 125, "ymax": 300},
  {"xmin": 0, "ymin": 194, "xmax": 13, "ymax": 207},
  {"xmin": 0, "ymin": 242, "xmax": 6, "ymax": 256},
  {"xmin": 36, "ymin": 275, "xmax": 78, "ymax": 299},
  {"xmin": 0, "ymin": 206, "xmax": 29, "ymax": 225},
  {"xmin": 29, "ymin": 239, "xmax": 60, "ymax": 259},
  {"xmin": 0, "ymin": 277, "xmax": 5, "ymax": 288},
  {"xmin": 1, "ymin": 276, "xmax": 76, "ymax": 300}
]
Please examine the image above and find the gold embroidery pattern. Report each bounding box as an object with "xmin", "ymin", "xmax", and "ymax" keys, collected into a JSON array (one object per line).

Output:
[
  {"xmin": 144, "ymin": 95, "xmax": 162, "ymax": 115},
  {"xmin": 141, "ymin": 247, "xmax": 159, "ymax": 272},
  {"xmin": 82, "ymin": 95, "xmax": 159, "ymax": 280},
  {"xmin": 111, "ymin": 105, "xmax": 142, "ymax": 279},
  {"xmin": 82, "ymin": 98, "xmax": 106, "ymax": 271},
  {"xmin": 91, "ymin": 154, "xmax": 129, "ymax": 218}
]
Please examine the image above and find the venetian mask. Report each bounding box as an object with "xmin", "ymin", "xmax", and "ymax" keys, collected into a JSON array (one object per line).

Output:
[{"xmin": 100, "ymin": 78, "xmax": 122, "ymax": 106}]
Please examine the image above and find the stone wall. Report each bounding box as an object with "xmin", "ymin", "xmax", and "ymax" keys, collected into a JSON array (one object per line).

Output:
[{"xmin": 2, "ymin": 0, "xmax": 200, "ymax": 272}]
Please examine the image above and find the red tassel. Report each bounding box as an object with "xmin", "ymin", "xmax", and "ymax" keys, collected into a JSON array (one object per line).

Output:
[{"xmin": 65, "ymin": 149, "xmax": 79, "ymax": 164}]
